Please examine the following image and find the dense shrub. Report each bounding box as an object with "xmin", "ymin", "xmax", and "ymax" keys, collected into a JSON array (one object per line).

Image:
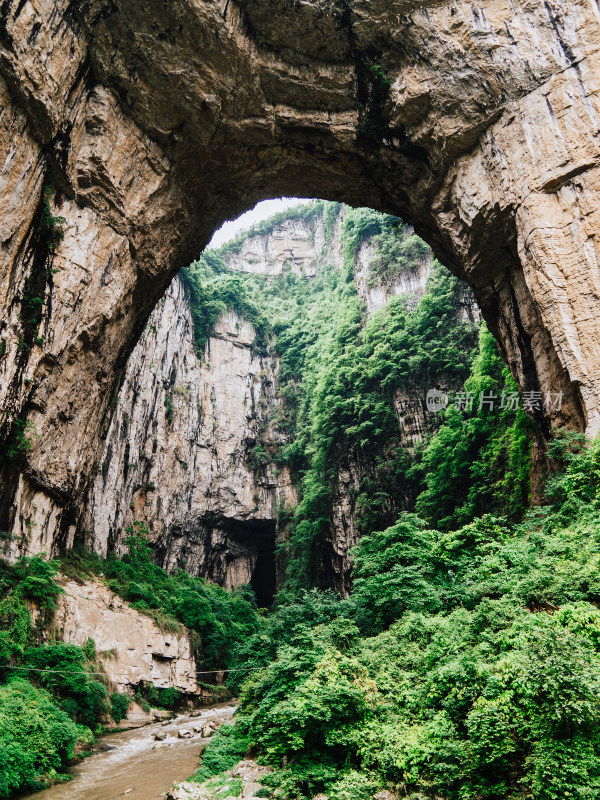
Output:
[
  {"xmin": 109, "ymin": 692, "xmax": 130, "ymax": 724},
  {"xmin": 142, "ymin": 684, "xmax": 182, "ymax": 710},
  {"xmin": 0, "ymin": 557, "xmax": 109, "ymax": 797},
  {"xmin": 200, "ymin": 435, "xmax": 600, "ymax": 799},
  {"xmin": 190, "ymin": 724, "xmax": 251, "ymax": 782},
  {"xmin": 22, "ymin": 641, "xmax": 106, "ymax": 727},
  {"xmin": 0, "ymin": 678, "xmax": 79, "ymax": 797}
]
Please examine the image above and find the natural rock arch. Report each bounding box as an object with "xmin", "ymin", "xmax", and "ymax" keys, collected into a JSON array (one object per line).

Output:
[{"xmin": 0, "ymin": 0, "xmax": 599, "ymax": 551}]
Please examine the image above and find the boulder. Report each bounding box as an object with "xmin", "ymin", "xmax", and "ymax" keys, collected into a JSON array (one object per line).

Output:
[{"xmin": 165, "ymin": 783, "xmax": 209, "ymax": 800}]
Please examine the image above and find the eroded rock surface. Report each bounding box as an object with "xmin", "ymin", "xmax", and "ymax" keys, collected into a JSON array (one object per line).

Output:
[
  {"xmin": 1, "ymin": 0, "xmax": 599, "ymax": 555},
  {"xmin": 53, "ymin": 577, "xmax": 198, "ymax": 695},
  {"xmin": 84, "ymin": 273, "xmax": 295, "ymax": 600}
]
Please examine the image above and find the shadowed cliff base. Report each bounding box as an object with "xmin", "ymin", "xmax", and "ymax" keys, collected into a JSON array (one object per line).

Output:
[{"xmin": 155, "ymin": 516, "xmax": 277, "ymax": 609}]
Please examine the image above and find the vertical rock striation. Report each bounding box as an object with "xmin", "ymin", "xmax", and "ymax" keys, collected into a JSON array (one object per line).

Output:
[{"xmin": 84, "ymin": 274, "xmax": 295, "ymax": 601}]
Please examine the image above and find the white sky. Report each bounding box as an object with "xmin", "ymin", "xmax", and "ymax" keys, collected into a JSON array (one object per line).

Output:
[{"xmin": 208, "ymin": 197, "xmax": 312, "ymax": 248}]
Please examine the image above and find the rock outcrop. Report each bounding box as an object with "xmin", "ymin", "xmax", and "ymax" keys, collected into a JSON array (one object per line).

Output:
[
  {"xmin": 167, "ymin": 759, "xmax": 271, "ymax": 800},
  {"xmin": 1, "ymin": 0, "xmax": 599, "ymax": 556},
  {"xmin": 53, "ymin": 577, "xmax": 198, "ymax": 696}
]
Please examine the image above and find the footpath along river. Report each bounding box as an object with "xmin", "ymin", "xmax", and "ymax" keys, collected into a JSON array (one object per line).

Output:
[{"xmin": 21, "ymin": 704, "xmax": 236, "ymax": 800}]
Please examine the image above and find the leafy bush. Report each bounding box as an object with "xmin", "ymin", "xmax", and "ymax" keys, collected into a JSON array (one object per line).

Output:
[
  {"xmin": 109, "ymin": 692, "xmax": 130, "ymax": 724},
  {"xmin": 190, "ymin": 724, "xmax": 251, "ymax": 782},
  {"xmin": 0, "ymin": 679, "xmax": 79, "ymax": 797},
  {"xmin": 204, "ymin": 431, "xmax": 600, "ymax": 798},
  {"xmin": 0, "ymin": 595, "xmax": 31, "ymax": 664},
  {"xmin": 12, "ymin": 555, "xmax": 63, "ymax": 612},
  {"xmin": 22, "ymin": 642, "xmax": 107, "ymax": 727},
  {"xmin": 351, "ymin": 513, "xmax": 442, "ymax": 630},
  {"xmin": 0, "ymin": 556, "xmax": 107, "ymax": 798},
  {"xmin": 142, "ymin": 684, "xmax": 182, "ymax": 710}
]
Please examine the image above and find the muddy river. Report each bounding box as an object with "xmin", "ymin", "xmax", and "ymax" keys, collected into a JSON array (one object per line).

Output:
[{"xmin": 22, "ymin": 704, "xmax": 236, "ymax": 800}]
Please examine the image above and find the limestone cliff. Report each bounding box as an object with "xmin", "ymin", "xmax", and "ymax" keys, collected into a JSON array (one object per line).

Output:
[
  {"xmin": 1, "ymin": 0, "xmax": 599, "ymax": 560},
  {"xmin": 54, "ymin": 578, "xmax": 199, "ymax": 697},
  {"xmin": 223, "ymin": 216, "xmax": 327, "ymax": 278},
  {"xmin": 325, "ymin": 229, "xmax": 481, "ymax": 593},
  {"xmin": 83, "ymin": 274, "xmax": 295, "ymax": 605}
]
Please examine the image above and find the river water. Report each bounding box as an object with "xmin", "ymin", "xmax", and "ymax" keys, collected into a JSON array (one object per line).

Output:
[{"xmin": 23, "ymin": 705, "xmax": 236, "ymax": 800}]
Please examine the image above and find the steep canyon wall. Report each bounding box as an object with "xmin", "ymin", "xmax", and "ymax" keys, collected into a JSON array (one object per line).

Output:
[{"xmin": 84, "ymin": 274, "xmax": 295, "ymax": 602}]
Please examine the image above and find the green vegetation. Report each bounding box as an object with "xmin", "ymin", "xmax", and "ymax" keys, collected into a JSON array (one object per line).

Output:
[
  {"xmin": 0, "ymin": 557, "xmax": 105, "ymax": 797},
  {"xmin": 416, "ymin": 326, "xmax": 535, "ymax": 529},
  {"xmin": 182, "ymin": 255, "xmax": 270, "ymax": 355},
  {"xmin": 200, "ymin": 461, "xmax": 600, "ymax": 799},
  {"xmin": 268, "ymin": 240, "xmax": 478, "ymax": 589},
  {"xmin": 4, "ymin": 418, "xmax": 38, "ymax": 465},
  {"xmin": 190, "ymin": 724, "xmax": 251, "ymax": 782},
  {"xmin": 0, "ymin": 679, "xmax": 79, "ymax": 798},
  {"xmin": 3, "ymin": 202, "xmax": 596, "ymax": 799},
  {"xmin": 358, "ymin": 64, "xmax": 392, "ymax": 145},
  {"xmin": 109, "ymin": 692, "xmax": 130, "ymax": 724},
  {"xmin": 40, "ymin": 186, "xmax": 67, "ymax": 253}
]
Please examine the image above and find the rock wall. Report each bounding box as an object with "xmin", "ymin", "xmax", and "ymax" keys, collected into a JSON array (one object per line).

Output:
[
  {"xmin": 223, "ymin": 216, "xmax": 327, "ymax": 278},
  {"xmin": 1, "ymin": 0, "xmax": 599, "ymax": 558},
  {"xmin": 53, "ymin": 577, "xmax": 198, "ymax": 696},
  {"xmin": 83, "ymin": 274, "xmax": 295, "ymax": 603}
]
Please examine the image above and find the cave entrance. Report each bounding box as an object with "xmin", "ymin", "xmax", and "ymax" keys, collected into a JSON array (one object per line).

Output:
[
  {"xmin": 219, "ymin": 517, "xmax": 277, "ymax": 609},
  {"xmin": 250, "ymin": 528, "xmax": 277, "ymax": 609}
]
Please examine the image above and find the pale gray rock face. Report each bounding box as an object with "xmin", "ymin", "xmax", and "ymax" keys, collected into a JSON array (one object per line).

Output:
[
  {"xmin": 1, "ymin": 0, "xmax": 599, "ymax": 560},
  {"xmin": 353, "ymin": 239, "xmax": 430, "ymax": 316},
  {"xmin": 83, "ymin": 274, "xmax": 295, "ymax": 602},
  {"xmin": 225, "ymin": 217, "xmax": 325, "ymax": 277}
]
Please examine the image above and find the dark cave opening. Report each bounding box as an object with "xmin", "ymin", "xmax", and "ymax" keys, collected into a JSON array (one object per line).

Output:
[{"xmin": 250, "ymin": 530, "xmax": 277, "ymax": 609}]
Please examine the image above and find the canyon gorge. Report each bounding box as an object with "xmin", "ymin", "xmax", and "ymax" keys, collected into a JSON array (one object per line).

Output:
[
  {"xmin": 2, "ymin": 1, "xmax": 600, "ymax": 797},
  {"xmin": 82, "ymin": 204, "xmax": 478, "ymax": 596}
]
